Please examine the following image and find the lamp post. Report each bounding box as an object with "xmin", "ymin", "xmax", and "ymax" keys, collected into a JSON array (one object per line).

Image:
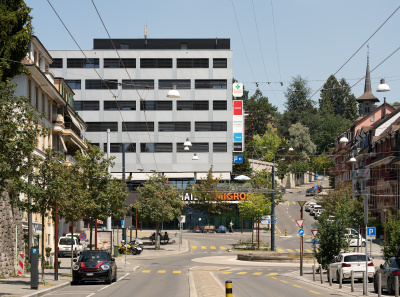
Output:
[
  {"xmin": 298, "ymin": 201, "xmax": 307, "ymax": 276},
  {"xmin": 271, "ymin": 147, "xmax": 293, "ymax": 251},
  {"xmin": 383, "ymin": 208, "xmax": 387, "ymax": 248}
]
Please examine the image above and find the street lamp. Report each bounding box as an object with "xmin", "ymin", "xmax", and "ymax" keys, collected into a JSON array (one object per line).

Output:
[
  {"xmin": 339, "ymin": 136, "xmax": 349, "ymax": 143},
  {"xmin": 167, "ymin": 84, "xmax": 180, "ymax": 98},
  {"xmin": 298, "ymin": 200, "xmax": 307, "ymax": 276},
  {"xmin": 192, "ymin": 153, "xmax": 199, "ymax": 160},
  {"xmin": 184, "ymin": 138, "xmax": 192, "ymax": 151}
]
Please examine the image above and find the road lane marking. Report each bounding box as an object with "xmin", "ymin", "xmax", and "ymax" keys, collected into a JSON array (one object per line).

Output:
[
  {"xmin": 236, "ymin": 272, "xmax": 247, "ymax": 275},
  {"xmin": 252, "ymin": 272, "xmax": 263, "ymax": 275},
  {"xmin": 306, "ymin": 249, "xmax": 312, "ymax": 253},
  {"xmin": 173, "ymin": 270, "xmax": 181, "ymax": 274},
  {"xmin": 295, "ymin": 249, "xmax": 301, "ymax": 252},
  {"xmin": 280, "ymin": 280, "xmax": 289, "ymax": 283},
  {"xmin": 117, "ymin": 273, "xmax": 129, "ymax": 281},
  {"xmin": 220, "ymin": 246, "xmax": 226, "ymax": 249},
  {"xmin": 158, "ymin": 270, "xmax": 166, "ymax": 273},
  {"xmin": 98, "ymin": 283, "xmax": 115, "ymax": 291},
  {"xmin": 192, "ymin": 246, "xmax": 197, "ymax": 249},
  {"xmin": 293, "ymin": 285, "xmax": 302, "ymax": 288},
  {"xmin": 271, "ymin": 277, "xmax": 277, "ymax": 279},
  {"xmin": 292, "ymin": 201, "xmax": 297, "ymax": 204},
  {"xmin": 221, "ymin": 272, "xmax": 232, "ymax": 274},
  {"xmin": 266, "ymin": 273, "xmax": 279, "ymax": 276},
  {"xmin": 308, "ymin": 290, "xmax": 320, "ymax": 295},
  {"xmin": 86, "ymin": 294, "xmax": 95, "ymax": 297},
  {"xmin": 142, "ymin": 270, "xmax": 150, "ymax": 273},
  {"xmin": 277, "ymin": 249, "xmax": 284, "ymax": 252},
  {"xmin": 201, "ymin": 246, "xmax": 206, "ymax": 249},
  {"xmin": 286, "ymin": 201, "xmax": 290, "ymax": 205},
  {"xmin": 210, "ymin": 246, "xmax": 216, "ymax": 249},
  {"xmin": 287, "ymin": 249, "xmax": 294, "ymax": 252}
]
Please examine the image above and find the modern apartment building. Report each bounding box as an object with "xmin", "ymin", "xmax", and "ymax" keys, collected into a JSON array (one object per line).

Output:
[{"xmin": 49, "ymin": 38, "xmax": 233, "ymax": 190}]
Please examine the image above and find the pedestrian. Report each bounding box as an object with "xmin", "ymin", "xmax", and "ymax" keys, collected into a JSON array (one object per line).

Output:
[{"xmin": 228, "ymin": 220, "xmax": 234, "ymax": 233}]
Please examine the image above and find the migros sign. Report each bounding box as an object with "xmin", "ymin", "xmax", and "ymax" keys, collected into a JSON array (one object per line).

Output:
[{"xmin": 182, "ymin": 191, "xmax": 253, "ymax": 202}]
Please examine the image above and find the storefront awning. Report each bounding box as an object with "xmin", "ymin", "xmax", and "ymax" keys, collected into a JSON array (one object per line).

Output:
[{"xmin": 196, "ymin": 172, "xmax": 231, "ymax": 180}]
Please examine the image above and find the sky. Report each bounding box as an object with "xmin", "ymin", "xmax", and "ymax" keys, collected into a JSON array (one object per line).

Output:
[{"xmin": 26, "ymin": 0, "xmax": 400, "ymax": 112}]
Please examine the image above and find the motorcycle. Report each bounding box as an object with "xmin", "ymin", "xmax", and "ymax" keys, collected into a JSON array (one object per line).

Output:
[
  {"xmin": 130, "ymin": 242, "xmax": 142, "ymax": 255},
  {"xmin": 118, "ymin": 240, "xmax": 142, "ymax": 255}
]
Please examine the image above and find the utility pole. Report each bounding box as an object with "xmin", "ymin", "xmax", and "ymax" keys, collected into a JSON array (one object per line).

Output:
[{"xmin": 271, "ymin": 165, "xmax": 275, "ymax": 251}]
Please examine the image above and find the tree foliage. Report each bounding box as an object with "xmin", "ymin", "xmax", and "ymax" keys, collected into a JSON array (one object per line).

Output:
[
  {"xmin": 288, "ymin": 122, "xmax": 316, "ymax": 163},
  {"xmin": 253, "ymin": 124, "xmax": 284, "ymax": 162},
  {"xmin": 0, "ymin": 0, "xmax": 33, "ymax": 81},
  {"xmin": 382, "ymin": 211, "xmax": 400, "ymax": 260},
  {"xmin": 135, "ymin": 173, "xmax": 183, "ymax": 234}
]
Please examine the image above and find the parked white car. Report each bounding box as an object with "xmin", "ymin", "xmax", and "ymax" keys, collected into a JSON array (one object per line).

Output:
[
  {"xmin": 58, "ymin": 236, "xmax": 85, "ymax": 257},
  {"xmin": 345, "ymin": 233, "xmax": 366, "ymax": 247},
  {"xmin": 310, "ymin": 205, "xmax": 322, "ymax": 216},
  {"xmin": 328, "ymin": 252, "xmax": 374, "ymax": 283},
  {"xmin": 305, "ymin": 202, "xmax": 317, "ymax": 212}
]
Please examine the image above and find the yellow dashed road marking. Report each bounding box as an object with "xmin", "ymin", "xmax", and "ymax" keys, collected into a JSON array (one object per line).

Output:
[
  {"xmin": 221, "ymin": 272, "xmax": 232, "ymax": 274},
  {"xmin": 293, "ymin": 285, "xmax": 302, "ymax": 288},
  {"xmin": 157, "ymin": 270, "xmax": 166, "ymax": 274},
  {"xmin": 306, "ymin": 249, "xmax": 312, "ymax": 253},
  {"xmin": 309, "ymin": 290, "xmax": 320, "ymax": 295},
  {"xmin": 210, "ymin": 246, "xmax": 216, "ymax": 249},
  {"xmin": 142, "ymin": 270, "xmax": 150, "ymax": 273},
  {"xmin": 252, "ymin": 272, "xmax": 263, "ymax": 275},
  {"xmin": 271, "ymin": 277, "xmax": 277, "ymax": 279},
  {"xmin": 173, "ymin": 270, "xmax": 181, "ymax": 274},
  {"xmin": 266, "ymin": 273, "xmax": 279, "ymax": 276},
  {"xmin": 220, "ymin": 246, "xmax": 226, "ymax": 249},
  {"xmin": 201, "ymin": 246, "xmax": 206, "ymax": 249},
  {"xmin": 277, "ymin": 248, "xmax": 284, "ymax": 252},
  {"xmin": 295, "ymin": 249, "xmax": 301, "ymax": 252},
  {"xmin": 292, "ymin": 201, "xmax": 297, "ymax": 204},
  {"xmin": 192, "ymin": 246, "xmax": 197, "ymax": 249},
  {"xmin": 287, "ymin": 249, "xmax": 294, "ymax": 252},
  {"xmin": 236, "ymin": 272, "xmax": 247, "ymax": 275},
  {"xmin": 280, "ymin": 280, "xmax": 289, "ymax": 283},
  {"xmin": 286, "ymin": 201, "xmax": 290, "ymax": 205}
]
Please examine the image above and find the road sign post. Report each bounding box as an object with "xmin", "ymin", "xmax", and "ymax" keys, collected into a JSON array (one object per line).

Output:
[{"xmin": 298, "ymin": 201, "xmax": 307, "ymax": 277}]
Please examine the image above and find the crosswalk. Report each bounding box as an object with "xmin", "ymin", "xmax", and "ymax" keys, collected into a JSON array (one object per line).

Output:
[
  {"xmin": 139, "ymin": 269, "xmax": 284, "ymax": 276},
  {"xmin": 190, "ymin": 246, "xmax": 314, "ymax": 253}
]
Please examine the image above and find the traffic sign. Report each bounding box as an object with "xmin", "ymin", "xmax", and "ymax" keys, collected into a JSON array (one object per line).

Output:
[
  {"xmin": 296, "ymin": 219, "xmax": 305, "ymax": 229},
  {"xmin": 312, "ymin": 238, "xmax": 318, "ymax": 244},
  {"xmin": 367, "ymin": 227, "xmax": 376, "ymax": 240},
  {"xmin": 321, "ymin": 178, "xmax": 324, "ymax": 181},
  {"xmin": 298, "ymin": 229, "xmax": 304, "ymax": 236},
  {"xmin": 316, "ymin": 174, "xmax": 319, "ymax": 178},
  {"xmin": 314, "ymin": 185, "xmax": 318, "ymax": 191},
  {"xmin": 79, "ymin": 232, "xmax": 87, "ymax": 241},
  {"xmin": 311, "ymin": 229, "xmax": 318, "ymax": 237}
]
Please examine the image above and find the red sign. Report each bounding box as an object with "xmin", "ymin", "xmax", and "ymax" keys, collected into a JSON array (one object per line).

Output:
[
  {"xmin": 296, "ymin": 219, "xmax": 305, "ymax": 229},
  {"xmin": 311, "ymin": 229, "xmax": 318, "ymax": 237},
  {"xmin": 97, "ymin": 219, "xmax": 104, "ymax": 225},
  {"xmin": 233, "ymin": 100, "xmax": 243, "ymax": 115}
]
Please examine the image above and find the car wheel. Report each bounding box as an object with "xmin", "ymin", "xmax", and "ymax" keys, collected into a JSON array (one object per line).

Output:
[
  {"xmin": 362, "ymin": 241, "xmax": 366, "ymax": 247},
  {"xmin": 388, "ymin": 277, "xmax": 395, "ymax": 295},
  {"xmin": 368, "ymin": 277, "xmax": 374, "ymax": 283},
  {"xmin": 105, "ymin": 273, "xmax": 112, "ymax": 284},
  {"xmin": 336, "ymin": 271, "xmax": 340, "ymax": 283},
  {"xmin": 374, "ymin": 276, "xmax": 379, "ymax": 293},
  {"xmin": 71, "ymin": 279, "xmax": 80, "ymax": 286},
  {"xmin": 112, "ymin": 270, "xmax": 117, "ymax": 282}
]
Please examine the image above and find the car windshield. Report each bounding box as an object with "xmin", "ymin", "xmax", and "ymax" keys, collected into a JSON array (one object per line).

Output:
[
  {"xmin": 59, "ymin": 238, "xmax": 75, "ymax": 245},
  {"xmin": 343, "ymin": 255, "xmax": 370, "ymax": 262},
  {"xmin": 79, "ymin": 252, "xmax": 109, "ymax": 262}
]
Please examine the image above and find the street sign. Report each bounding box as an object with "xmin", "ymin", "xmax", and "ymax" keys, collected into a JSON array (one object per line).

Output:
[
  {"xmin": 79, "ymin": 233, "xmax": 86, "ymax": 241},
  {"xmin": 121, "ymin": 220, "xmax": 124, "ymax": 228},
  {"xmin": 298, "ymin": 229, "xmax": 304, "ymax": 236},
  {"xmin": 232, "ymin": 155, "xmax": 243, "ymax": 163},
  {"xmin": 178, "ymin": 215, "xmax": 186, "ymax": 223},
  {"xmin": 233, "ymin": 83, "xmax": 243, "ymax": 97},
  {"xmin": 296, "ymin": 219, "xmax": 305, "ymax": 229},
  {"xmin": 312, "ymin": 238, "xmax": 318, "ymax": 244},
  {"xmin": 314, "ymin": 185, "xmax": 317, "ymax": 191},
  {"xmin": 321, "ymin": 178, "xmax": 324, "ymax": 181},
  {"xmin": 316, "ymin": 174, "xmax": 319, "ymax": 178},
  {"xmin": 311, "ymin": 229, "xmax": 318, "ymax": 237},
  {"xmin": 367, "ymin": 227, "xmax": 376, "ymax": 240}
]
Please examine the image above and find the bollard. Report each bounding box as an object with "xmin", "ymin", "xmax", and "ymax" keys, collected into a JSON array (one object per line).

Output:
[
  {"xmin": 329, "ymin": 267, "xmax": 332, "ymax": 286},
  {"xmin": 351, "ymin": 270, "xmax": 354, "ymax": 292},
  {"xmin": 312, "ymin": 265, "xmax": 315, "ymax": 282},
  {"xmin": 285, "ymin": 229, "xmax": 287, "ymax": 236},
  {"xmin": 378, "ymin": 271, "xmax": 381, "ymax": 297},
  {"xmin": 395, "ymin": 275, "xmax": 399, "ymax": 297},
  {"xmin": 226, "ymin": 280, "xmax": 232, "ymax": 297},
  {"xmin": 339, "ymin": 268, "xmax": 343, "ymax": 289},
  {"xmin": 319, "ymin": 265, "xmax": 323, "ymax": 284},
  {"xmin": 363, "ymin": 271, "xmax": 366, "ymax": 296}
]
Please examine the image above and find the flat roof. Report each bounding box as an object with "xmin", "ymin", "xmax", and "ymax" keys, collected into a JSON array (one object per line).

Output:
[{"xmin": 93, "ymin": 38, "xmax": 230, "ymax": 50}]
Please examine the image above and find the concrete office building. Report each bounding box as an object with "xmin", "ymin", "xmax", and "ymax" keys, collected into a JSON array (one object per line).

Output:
[{"xmin": 49, "ymin": 38, "xmax": 233, "ymax": 189}]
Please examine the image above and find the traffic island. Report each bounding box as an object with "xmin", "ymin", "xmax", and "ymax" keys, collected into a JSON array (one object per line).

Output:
[{"xmin": 237, "ymin": 252, "xmax": 315, "ymax": 263}]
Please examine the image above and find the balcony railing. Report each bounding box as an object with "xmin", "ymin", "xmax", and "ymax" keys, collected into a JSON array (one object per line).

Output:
[{"xmin": 64, "ymin": 122, "xmax": 82, "ymax": 139}]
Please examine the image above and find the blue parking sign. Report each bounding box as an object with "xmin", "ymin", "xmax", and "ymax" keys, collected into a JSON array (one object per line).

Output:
[{"xmin": 367, "ymin": 227, "xmax": 376, "ymax": 239}]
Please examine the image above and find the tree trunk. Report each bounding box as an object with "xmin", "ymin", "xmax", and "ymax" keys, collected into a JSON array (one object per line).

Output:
[
  {"xmin": 89, "ymin": 218, "xmax": 93, "ymax": 251},
  {"xmin": 70, "ymin": 222, "xmax": 74, "ymax": 276},
  {"xmin": 41, "ymin": 214, "xmax": 45, "ymax": 283}
]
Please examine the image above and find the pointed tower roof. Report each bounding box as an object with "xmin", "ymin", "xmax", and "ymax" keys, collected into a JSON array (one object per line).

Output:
[{"xmin": 357, "ymin": 53, "xmax": 379, "ymax": 103}]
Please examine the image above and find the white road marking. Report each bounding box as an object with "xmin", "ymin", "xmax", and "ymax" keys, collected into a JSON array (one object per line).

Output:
[
  {"xmin": 86, "ymin": 293, "xmax": 96, "ymax": 297},
  {"xmin": 118, "ymin": 272, "xmax": 130, "ymax": 281},
  {"xmin": 98, "ymin": 283, "xmax": 114, "ymax": 291}
]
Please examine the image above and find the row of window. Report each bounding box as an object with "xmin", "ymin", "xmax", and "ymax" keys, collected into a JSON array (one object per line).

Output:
[
  {"xmin": 65, "ymin": 79, "xmax": 227, "ymax": 90},
  {"xmin": 50, "ymin": 58, "xmax": 227, "ymax": 69},
  {"xmin": 94, "ymin": 142, "xmax": 228, "ymax": 153},
  {"xmin": 74, "ymin": 100, "xmax": 227, "ymax": 111},
  {"xmin": 86, "ymin": 121, "xmax": 227, "ymax": 132}
]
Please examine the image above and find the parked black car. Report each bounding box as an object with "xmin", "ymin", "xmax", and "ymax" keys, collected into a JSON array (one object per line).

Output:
[
  {"xmin": 374, "ymin": 257, "xmax": 400, "ymax": 294},
  {"xmin": 305, "ymin": 185, "xmax": 323, "ymax": 196},
  {"xmin": 72, "ymin": 250, "xmax": 117, "ymax": 285}
]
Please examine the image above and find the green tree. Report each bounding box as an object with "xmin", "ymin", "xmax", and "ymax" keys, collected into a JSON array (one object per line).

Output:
[
  {"xmin": 0, "ymin": 80, "xmax": 45, "ymax": 202},
  {"xmin": 74, "ymin": 141, "xmax": 116, "ymax": 249},
  {"xmin": 135, "ymin": 173, "xmax": 183, "ymax": 236},
  {"xmin": 253, "ymin": 124, "xmax": 284, "ymax": 162},
  {"xmin": 0, "ymin": 0, "xmax": 33, "ymax": 81},
  {"xmin": 310, "ymin": 154, "xmax": 334, "ymax": 176},
  {"xmin": 193, "ymin": 166, "xmax": 227, "ymax": 225},
  {"xmin": 382, "ymin": 211, "xmax": 400, "ymax": 260},
  {"xmin": 288, "ymin": 122, "xmax": 316, "ymax": 163}
]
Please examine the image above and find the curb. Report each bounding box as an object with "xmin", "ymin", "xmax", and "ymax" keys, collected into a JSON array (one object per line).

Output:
[{"xmin": 23, "ymin": 281, "xmax": 71, "ymax": 297}]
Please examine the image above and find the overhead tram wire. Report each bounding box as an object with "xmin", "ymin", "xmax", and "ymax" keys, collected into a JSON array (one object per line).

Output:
[
  {"xmin": 46, "ymin": 0, "xmax": 147, "ymax": 172},
  {"xmin": 91, "ymin": 0, "xmax": 159, "ymax": 172},
  {"xmin": 230, "ymin": 0, "xmax": 256, "ymax": 82},
  {"xmin": 308, "ymin": 4, "xmax": 400, "ymax": 101},
  {"xmin": 270, "ymin": 0, "xmax": 282, "ymax": 85}
]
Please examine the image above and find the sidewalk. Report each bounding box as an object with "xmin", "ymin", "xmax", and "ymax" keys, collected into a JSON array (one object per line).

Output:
[{"xmin": 0, "ymin": 232, "xmax": 189, "ymax": 297}]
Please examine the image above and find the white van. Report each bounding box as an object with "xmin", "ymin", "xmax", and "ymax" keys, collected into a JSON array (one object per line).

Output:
[
  {"xmin": 310, "ymin": 205, "xmax": 322, "ymax": 216},
  {"xmin": 58, "ymin": 236, "xmax": 84, "ymax": 257}
]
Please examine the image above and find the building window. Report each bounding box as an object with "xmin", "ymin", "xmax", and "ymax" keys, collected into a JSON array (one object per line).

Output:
[
  {"xmin": 65, "ymin": 79, "xmax": 82, "ymax": 89},
  {"xmin": 177, "ymin": 101, "xmax": 208, "ymax": 110},
  {"xmin": 104, "ymin": 58, "xmax": 136, "ymax": 68},
  {"xmin": 103, "ymin": 143, "xmax": 136, "ymax": 153},
  {"xmin": 104, "ymin": 101, "xmax": 136, "ymax": 110},
  {"xmin": 213, "ymin": 142, "xmax": 227, "ymax": 152},
  {"xmin": 122, "ymin": 79, "xmax": 154, "ymax": 90},
  {"xmin": 85, "ymin": 79, "xmax": 118, "ymax": 89},
  {"xmin": 74, "ymin": 101, "xmax": 99, "ymax": 111},
  {"xmin": 213, "ymin": 101, "xmax": 227, "ymax": 110},
  {"xmin": 370, "ymin": 114, "xmax": 375, "ymax": 122},
  {"xmin": 195, "ymin": 121, "xmax": 227, "ymax": 131},
  {"xmin": 140, "ymin": 58, "xmax": 172, "ymax": 68},
  {"xmin": 140, "ymin": 143, "xmax": 172, "ymax": 152},
  {"xmin": 158, "ymin": 80, "xmax": 191, "ymax": 89},
  {"xmin": 140, "ymin": 101, "xmax": 172, "ymax": 111},
  {"xmin": 122, "ymin": 122, "xmax": 154, "ymax": 132},
  {"xmin": 213, "ymin": 58, "xmax": 227, "ymax": 68},
  {"xmin": 195, "ymin": 79, "xmax": 227, "ymax": 89},
  {"xmin": 177, "ymin": 142, "xmax": 209, "ymax": 152},
  {"xmin": 49, "ymin": 58, "xmax": 63, "ymax": 68},
  {"xmin": 177, "ymin": 58, "xmax": 209, "ymax": 68},
  {"xmin": 159, "ymin": 122, "xmax": 191, "ymax": 132},
  {"xmin": 67, "ymin": 58, "xmax": 99, "ymax": 68},
  {"xmin": 86, "ymin": 122, "xmax": 118, "ymax": 132}
]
